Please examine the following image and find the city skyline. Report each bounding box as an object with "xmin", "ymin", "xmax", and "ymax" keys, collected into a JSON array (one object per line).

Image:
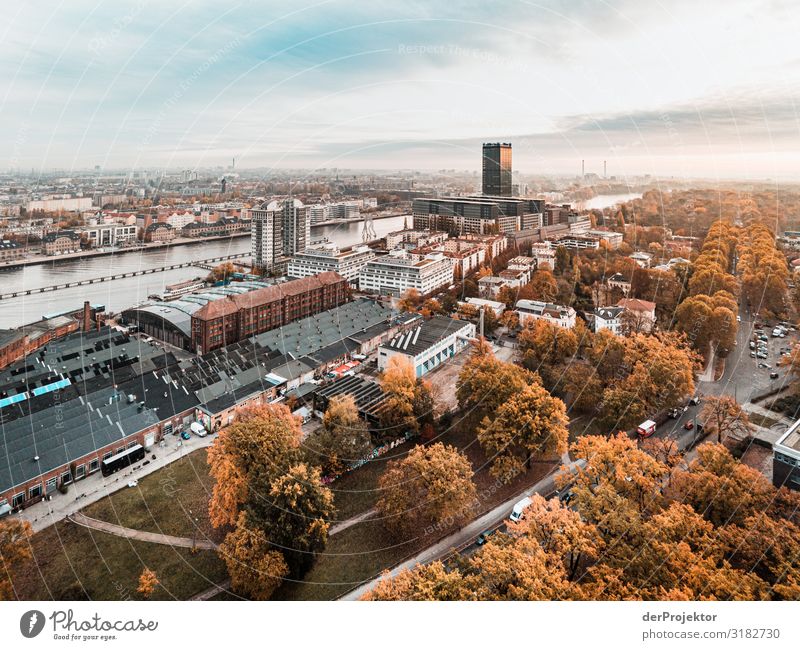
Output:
[{"xmin": 2, "ymin": 0, "xmax": 799, "ymax": 179}]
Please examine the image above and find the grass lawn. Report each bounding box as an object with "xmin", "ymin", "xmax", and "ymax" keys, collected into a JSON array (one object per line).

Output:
[
  {"xmin": 11, "ymin": 520, "xmax": 227, "ymax": 601},
  {"xmin": 80, "ymin": 449, "xmax": 223, "ymax": 544},
  {"xmin": 326, "ymin": 442, "xmax": 413, "ymax": 521}
]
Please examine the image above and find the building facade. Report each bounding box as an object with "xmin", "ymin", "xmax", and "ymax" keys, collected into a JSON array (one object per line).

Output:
[
  {"xmin": 378, "ymin": 316, "xmax": 476, "ymax": 377},
  {"xmin": 773, "ymin": 419, "xmax": 800, "ymax": 491},
  {"xmin": 42, "ymin": 230, "xmax": 81, "ymax": 255},
  {"xmin": 359, "ymin": 252, "xmax": 454, "ymax": 296},
  {"xmin": 482, "ymin": 142, "xmax": 512, "ymax": 196},
  {"xmin": 190, "ymin": 271, "xmax": 349, "ymax": 353},
  {"xmin": 515, "ymin": 299, "xmax": 577, "ymax": 328},
  {"xmin": 287, "ymin": 244, "xmax": 376, "ymax": 287},
  {"xmin": 250, "ymin": 198, "xmax": 310, "ymax": 269}
]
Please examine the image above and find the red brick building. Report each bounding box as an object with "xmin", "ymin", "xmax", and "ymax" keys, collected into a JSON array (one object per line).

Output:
[{"xmin": 190, "ymin": 271, "xmax": 349, "ymax": 353}]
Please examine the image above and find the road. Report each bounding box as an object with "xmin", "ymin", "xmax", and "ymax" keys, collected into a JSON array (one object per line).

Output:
[
  {"xmin": 339, "ymin": 459, "xmax": 584, "ymax": 601},
  {"xmin": 650, "ymin": 307, "xmax": 796, "ymax": 449}
]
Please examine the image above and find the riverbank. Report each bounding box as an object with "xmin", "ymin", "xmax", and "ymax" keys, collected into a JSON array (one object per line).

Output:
[{"xmin": 0, "ymin": 232, "xmax": 251, "ymax": 270}]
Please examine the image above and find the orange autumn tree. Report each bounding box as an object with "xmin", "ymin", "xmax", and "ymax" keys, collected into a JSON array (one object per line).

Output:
[
  {"xmin": 364, "ymin": 437, "xmax": 797, "ymax": 601},
  {"xmin": 207, "ymin": 404, "xmax": 302, "ymax": 527},
  {"xmin": 137, "ymin": 568, "xmax": 158, "ymax": 598},
  {"xmin": 0, "ymin": 519, "xmax": 32, "ymax": 600}
]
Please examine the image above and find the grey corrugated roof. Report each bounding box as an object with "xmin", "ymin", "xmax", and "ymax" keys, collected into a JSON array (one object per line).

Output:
[{"xmin": 0, "ymin": 385, "xmax": 160, "ymax": 494}]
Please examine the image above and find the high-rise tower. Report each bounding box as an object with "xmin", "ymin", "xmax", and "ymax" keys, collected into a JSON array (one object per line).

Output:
[{"xmin": 482, "ymin": 143, "xmax": 512, "ymax": 196}]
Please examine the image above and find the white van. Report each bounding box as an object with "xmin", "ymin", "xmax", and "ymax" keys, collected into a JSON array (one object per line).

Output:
[
  {"xmin": 190, "ymin": 422, "xmax": 208, "ymax": 437},
  {"xmin": 509, "ymin": 496, "xmax": 532, "ymax": 522}
]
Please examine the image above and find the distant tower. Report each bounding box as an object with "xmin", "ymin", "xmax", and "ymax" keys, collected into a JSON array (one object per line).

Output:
[
  {"xmin": 482, "ymin": 143, "xmax": 512, "ymax": 196},
  {"xmin": 604, "ymin": 160, "xmax": 607, "ymax": 178},
  {"xmin": 582, "ymin": 160, "xmax": 585, "ymax": 177}
]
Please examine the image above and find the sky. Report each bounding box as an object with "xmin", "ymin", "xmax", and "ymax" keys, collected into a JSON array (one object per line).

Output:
[{"xmin": 1, "ymin": 0, "xmax": 799, "ymax": 179}]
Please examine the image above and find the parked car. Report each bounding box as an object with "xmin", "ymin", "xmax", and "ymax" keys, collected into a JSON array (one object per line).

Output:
[
  {"xmin": 689, "ymin": 395, "xmax": 701, "ymax": 405},
  {"xmin": 770, "ymin": 372, "xmax": 779, "ymax": 379},
  {"xmin": 683, "ymin": 421, "xmax": 694, "ymax": 430},
  {"xmin": 180, "ymin": 431, "xmax": 191, "ymax": 440},
  {"xmin": 476, "ymin": 530, "xmax": 495, "ymax": 546},
  {"xmin": 758, "ymin": 362, "xmax": 771, "ymax": 369},
  {"xmin": 737, "ymin": 315, "xmax": 742, "ymax": 322},
  {"xmin": 757, "ymin": 351, "xmax": 768, "ymax": 359},
  {"xmin": 749, "ymin": 341, "xmax": 756, "ymax": 349}
]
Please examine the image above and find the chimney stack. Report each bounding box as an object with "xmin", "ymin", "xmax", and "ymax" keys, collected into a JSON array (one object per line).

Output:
[{"xmin": 83, "ymin": 301, "xmax": 92, "ymax": 332}]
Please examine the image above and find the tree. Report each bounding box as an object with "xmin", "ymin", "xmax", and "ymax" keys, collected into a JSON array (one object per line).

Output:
[
  {"xmin": 305, "ymin": 395, "xmax": 372, "ymax": 476},
  {"xmin": 207, "ymin": 404, "xmax": 302, "ymax": 528},
  {"xmin": 554, "ymin": 245, "xmax": 570, "ymax": 274},
  {"xmin": 477, "ymin": 382, "xmax": 569, "ymax": 481},
  {"xmin": 669, "ymin": 442, "xmax": 774, "ymax": 527},
  {"xmin": 376, "ymin": 443, "xmax": 476, "ymax": 535},
  {"xmin": 398, "ymin": 288, "xmax": 423, "ymax": 312},
  {"xmin": 380, "ymin": 356, "xmax": 419, "ymax": 438},
  {"xmin": 136, "ymin": 568, "xmax": 158, "ymax": 598},
  {"xmin": 700, "ymin": 395, "xmax": 752, "ymax": 444},
  {"xmin": 206, "ymin": 262, "xmax": 236, "ymax": 284},
  {"xmin": 456, "ymin": 343, "xmax": 537, "ymax": 428},
  {"xmin": 218, "ymin": 513, "xmax": 289, "ymax": 599},
  {"xmin": 526, "ymin": 270, "xmax": 558, "ymax": 302},
  {"xmin": 246, "ymin": 463, "xmax": 335, "ymax": 577},
  {"xmin": 0, "ymin": 519, "xmax": 32, "ymax": 600}
]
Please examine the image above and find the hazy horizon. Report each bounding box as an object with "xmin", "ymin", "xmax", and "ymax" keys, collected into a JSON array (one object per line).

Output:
[{"xmin": 3, "ymin": 0, "xmax": 799, "ymax": 180}]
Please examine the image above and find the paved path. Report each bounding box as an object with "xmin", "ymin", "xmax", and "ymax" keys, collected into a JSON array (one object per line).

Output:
[
  {"xmin": 339, "ymin": 460, "xmax": 584, "ymax": 601},
  {"xmin": 189, "ymin": 580, "xmax": 233, "ymax": 601},
  {"xmin": 11, "ymin": 435, "xmax": 216, "ymax": 533},
  {"xmin": 329, "ymin": 508, "xmax": 377, "ymax": 536},
  {"xmin": 68, "ymin": 512, "xmax": 217, "ymax": 550}
]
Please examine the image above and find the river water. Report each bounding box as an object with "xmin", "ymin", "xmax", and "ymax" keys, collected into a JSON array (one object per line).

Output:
[
  {"xmin": 580, "ymin": 192, "xmax": 641, "ymax": 210},
  {"xmin": 0, "ymin": 215, "xmax": 408, "ymax": 328}
]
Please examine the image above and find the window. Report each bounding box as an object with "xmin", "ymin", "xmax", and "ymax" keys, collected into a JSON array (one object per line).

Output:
[
  {"xmin": 127, "ymin": 441, "xmax": 138, "ymax": 449},
  {"xmin": 102, "ymin": 452, "xmax": 113, "ymax": 461},
  {"xmin": 46, "ymin": 477, "xmax": 57, "ymax": 493},
  {"xmin": 61, "ymin": 471, "xmax": 72, "ymax": 485},
  {"xmin": 29, "ymin": 484, "xmax": 42, "ymax": 499},
  {"xmin": 75, "ymin": 465, "xmax": 86, "ymax": 480},
  {"xmin": 89, "ymin": 459, "xmax": 99, "ymax": 473},
  {"xmin": 116, "ymin": 447, "xmax": 124, "ymax": 455},
  {"xmin": 12, "ymin": 493, "xmax": 24, "ymax": 508}
]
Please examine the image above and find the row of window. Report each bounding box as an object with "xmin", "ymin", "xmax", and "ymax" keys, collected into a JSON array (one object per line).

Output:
[
  {"xmin": 775, "ymin": 452, "xmax": 800, "ymax": 468},
  {"xmin": 8, "ymin": 441, "xmax": 140, "ymax": 508}
]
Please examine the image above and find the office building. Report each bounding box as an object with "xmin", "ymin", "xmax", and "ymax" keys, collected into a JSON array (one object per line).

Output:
[
  {"xmin": 482, "ymin": 142, "xmax": 512, "ymax": 196},
  {"xmin": 515, "ymin": 299, "xmax": 577, "ymax": 329},
  {"xmin": 288, "ymin": 243, "xmax": 376, "ymax": 287},
  {"xmin": 359, "ymin": 251, "xmax": 454, "ymax": 296}
]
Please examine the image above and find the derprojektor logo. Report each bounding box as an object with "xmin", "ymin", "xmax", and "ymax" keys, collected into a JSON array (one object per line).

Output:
[{"xmin": 20, "ymin": 610, "xmax": 46, "ymax": 638}]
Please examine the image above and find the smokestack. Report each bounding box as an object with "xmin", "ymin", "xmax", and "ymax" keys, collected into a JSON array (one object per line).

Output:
[
  {"xmin": 604, "ymin": 160, "xmax": 607, "ymax": 178},
  {"xmin": 581, "ymin": 160, "xmax": 585, "ymax": 177},
  {"xmin": 83, "ymin": 301, "xmax": 92, "ymax": 332}
]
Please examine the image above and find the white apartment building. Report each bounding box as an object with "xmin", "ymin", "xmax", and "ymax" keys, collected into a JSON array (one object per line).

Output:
[
  {"xmin": 80, "ymin": 223, "xmax": 138, "ymax": 247},
  {"xmin": 359, "ymin": 251, "xmax": 453, "ymax": 296},
  {"xmin": 165, "ymin": 211, "xmax": 197, "ymax": 229},
  {"xmin": 587, "ymin": 229, "xmax": 624, "ymax": 249},
  {"xmin": 27, "ymin": 197, "xmax": 92, "ymax": 212},
  {"xmin": 288, "ymin": 244, "xmax": 376, "ymax": 287},
  {"xmin": 250, "ymin": 198, "xmax": 310, "ymax": 269},
  {"xmin": 515, "ymin": 299, "xmax": 577, "ymax": 328}
]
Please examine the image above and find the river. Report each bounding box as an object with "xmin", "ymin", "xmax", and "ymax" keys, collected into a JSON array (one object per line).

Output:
[
  {"xmin": 0, "ymin": 215, "xmax": 408, "ymax": 328},
  {"xmin": 580, "ymin": 192, "xmax": 641, "ymax": 210}
]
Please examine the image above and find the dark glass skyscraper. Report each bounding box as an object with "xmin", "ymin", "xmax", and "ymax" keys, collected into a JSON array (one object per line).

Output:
[{"xmin": 482, "ymin": 142, "xmax": 512, "ymax": 196}]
